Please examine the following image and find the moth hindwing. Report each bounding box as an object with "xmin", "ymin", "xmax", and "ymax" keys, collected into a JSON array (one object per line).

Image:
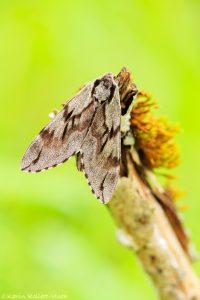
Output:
[{"xmin": 21, "ymin": 73, "xmax": 121, "ymax": 204}]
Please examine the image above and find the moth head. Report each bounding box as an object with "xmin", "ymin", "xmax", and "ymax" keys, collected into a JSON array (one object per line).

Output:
[{"xmin": 92, "ymin": 73, "xmax": 116, "ymax": 102}]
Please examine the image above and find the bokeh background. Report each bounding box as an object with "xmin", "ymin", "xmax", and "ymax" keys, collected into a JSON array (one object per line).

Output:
[{"xmin": 0, "ymin": 1, "xmax": 200, "ymax": 299}]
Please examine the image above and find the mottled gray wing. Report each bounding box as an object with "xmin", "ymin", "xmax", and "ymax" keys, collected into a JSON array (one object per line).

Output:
[
  {"xmin": 21, "ymin": 82, "xmax": 96, "ymax": 172},
  {"xmin": 80, "ymin": 87, "xmax": 121, "ymax": 204}
]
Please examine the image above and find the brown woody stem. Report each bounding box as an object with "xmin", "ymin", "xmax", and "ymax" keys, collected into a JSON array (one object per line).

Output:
[{"xmin": 108, "ymin": 154, "xmax": 200, "ymax": 300}]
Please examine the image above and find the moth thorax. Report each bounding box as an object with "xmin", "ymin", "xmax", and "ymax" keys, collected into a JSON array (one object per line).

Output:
[{"xmin": 93, "ymin": 80, "xmax": 114, "ymax": 102}]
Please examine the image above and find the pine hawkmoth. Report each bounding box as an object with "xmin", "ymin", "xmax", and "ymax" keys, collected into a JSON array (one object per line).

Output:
[{"xmin": 21, "ymin": 68, "xmax": 138, "ymax": 204}]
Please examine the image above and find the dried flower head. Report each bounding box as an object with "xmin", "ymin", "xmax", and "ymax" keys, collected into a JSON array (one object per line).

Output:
[{"xmin": 131, "ymin": 91, "xmax": 180, "ymax": 170}]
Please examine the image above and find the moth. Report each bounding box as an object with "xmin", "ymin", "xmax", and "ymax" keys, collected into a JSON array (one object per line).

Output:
[{"xmin": 21, "ymin": 70, "xmax": 136, "ymax": 204}]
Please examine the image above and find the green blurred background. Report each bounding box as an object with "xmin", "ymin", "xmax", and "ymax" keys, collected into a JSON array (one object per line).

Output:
[{"xmin": 0, "ymin": 1, "xmax": 200, "ymax": 299}]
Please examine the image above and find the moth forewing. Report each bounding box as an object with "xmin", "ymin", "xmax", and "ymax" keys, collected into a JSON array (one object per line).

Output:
[
  {"xmin": 80, "ymin": 81, "xmax": 121, "ymax": 203},
  {"xmin": 21, "ymin": 82, "xmax": 96, "ymax": 173}
]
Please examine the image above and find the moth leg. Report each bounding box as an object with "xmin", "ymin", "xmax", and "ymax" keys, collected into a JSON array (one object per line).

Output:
[
  {"xmin": 76, "ymin": 152, "xmax": 83, "ymax": 172},
  {"xmin": 48, "ymin": 109, "xmax": 59, "ymax": 119}
]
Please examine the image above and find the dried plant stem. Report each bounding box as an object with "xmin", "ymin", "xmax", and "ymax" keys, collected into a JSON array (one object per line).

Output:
[{"xmin": 108, "ymin": 154, "xmax": 200, "ymax": 300}]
